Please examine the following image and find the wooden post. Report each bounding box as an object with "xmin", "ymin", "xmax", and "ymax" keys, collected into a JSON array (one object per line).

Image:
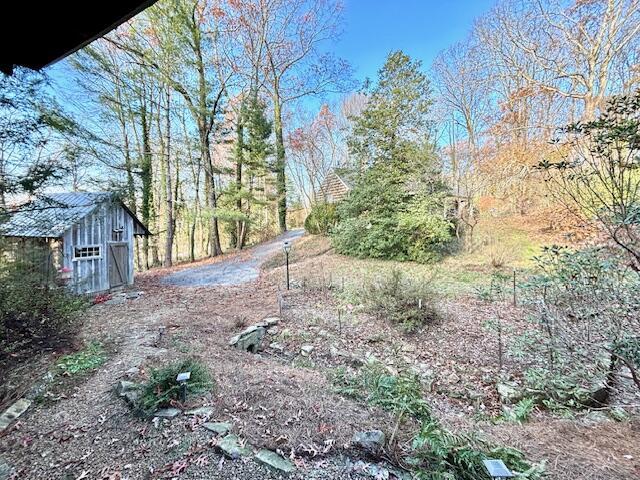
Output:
[{"xmin": 497, "ymin": 313, "xmax": 503, "ymax": 370}]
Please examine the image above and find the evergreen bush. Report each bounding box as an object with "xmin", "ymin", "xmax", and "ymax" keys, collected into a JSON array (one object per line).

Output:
[{"xmin": 304, "ymin": 203, "xmax": 339, "ymax": 235}]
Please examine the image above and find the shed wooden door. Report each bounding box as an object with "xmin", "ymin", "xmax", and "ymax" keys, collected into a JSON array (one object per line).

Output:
[{"xmin": 108, "ymin": 242, "xmax": 129, "ymax": 288}]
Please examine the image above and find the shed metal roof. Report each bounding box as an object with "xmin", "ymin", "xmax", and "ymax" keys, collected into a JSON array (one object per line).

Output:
[{"xmin": 0, "ymin": 192, "xmax": 149, "ymax": 238}]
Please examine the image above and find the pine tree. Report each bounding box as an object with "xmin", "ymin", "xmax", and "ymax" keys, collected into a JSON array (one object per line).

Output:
[
  {"xmin": 334, "ymin": 51, "xmax": 452, "ymax": 263},
  {"xmin": 226, "ymin": 92, "xmax": 273, "ymax": 249}
]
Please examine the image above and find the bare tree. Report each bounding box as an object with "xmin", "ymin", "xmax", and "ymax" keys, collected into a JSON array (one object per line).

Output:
[
  {"xmin": 541, "ymin": 90, "xmax": 640, "ymax": 271},
  {"xmin": 230, "ymin": 0, "xmax": 350, "ymax": 232},
  {"xmin": 485, "ymin": 0, "xmax": 640, "ymax": 120}
]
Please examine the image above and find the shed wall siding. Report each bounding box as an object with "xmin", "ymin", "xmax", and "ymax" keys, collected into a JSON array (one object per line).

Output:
[
  {"xmin": 65, "ymin": 204, "xmax": 109, "ymax": 294},
  {"xmin": 63, "ymin": 202, "xmax": 137, "ymax": 294}
]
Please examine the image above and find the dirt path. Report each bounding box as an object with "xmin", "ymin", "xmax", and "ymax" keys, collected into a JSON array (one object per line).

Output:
[
  {"xmin": 161, "ymin": 230, "xmax": 304, "ymax": 287},
  {"xmin": 0, "ymin": 233, "xmax": 396, "ymax": 480}
]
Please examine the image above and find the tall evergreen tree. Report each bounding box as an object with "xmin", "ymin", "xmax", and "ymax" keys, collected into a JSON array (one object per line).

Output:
[
  {"xmin": 226, "ymin": 92, "xmax": 273, "ymax": 249},
  {"xmin": 333, "ymin": 51, "xmax": 452, "ymax": 263}
]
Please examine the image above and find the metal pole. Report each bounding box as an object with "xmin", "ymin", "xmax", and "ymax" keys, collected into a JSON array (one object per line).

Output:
[{"xmin": 286, "ymin": 251, "xmax": 290, "ymax": 290}]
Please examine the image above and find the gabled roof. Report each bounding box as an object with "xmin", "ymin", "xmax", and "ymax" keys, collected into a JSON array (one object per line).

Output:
[
  {"xmin": 331, "ymin": 168, "xmax": 357, "ymax": 190},
  {"xmin": 0, "ymin": 192, "xmax": 150, "ymax": 238}
]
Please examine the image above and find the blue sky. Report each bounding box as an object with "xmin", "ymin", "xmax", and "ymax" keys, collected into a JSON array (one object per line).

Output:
[
  {"xmin": 48, "ymin": 0, "xmax": 498, "ymax": 123},
  {"xmin": 334, "ymin": 0, "xmax": 496, "ymax": 81}
]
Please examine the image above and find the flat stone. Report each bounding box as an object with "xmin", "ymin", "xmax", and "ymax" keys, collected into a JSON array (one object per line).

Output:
[
  {"xmin": 229, "ymin": 325, "xmax": 266, "ymax": 353},
  {"xmin": 0, "ymin": 399, "xmax": 32, "ymax": 432},
  {"xmin": 0, "ymin": 458, "xmax": 11, "ymax": 480},
  {"xmin": 447, "ymin": 373, "xmax": 461, "ymax": 384},
  {"xmin": 24, "ymin": 372, "xmax": 55, "ymax": 400},
  {"xmin": 300, "ymin": 345, "xmax": 314, "ymax": 356},
  {"xmin": 185, "ymin": 406, "xmax": 214, "ymax": 417},
  {"xmin": 497, "ymin": 382, "xmax": 521, "ymax": 404},
  {"xmin": 123, "ymin": 390, "xmax": 140, "ymax": 406},
  {"xmin": 255, "ymin": 448, "xmax": 295, "ymax": 473},
  {"xmin": 352, "ymin": 430, "xmax": 385, "ymax": 453},
  {"xmin": 116, "ymin": 380, "xmax": 139, "ymax": 396},
  {"xmin": 203, "ymin": 422, "xmax": 232, "ymax": 435},
  {"xmin": 268, "ymin": 326, "xmax": 279, "ymax": 335},
  {"xmin": 154, "ymin": 408, "xmax": 181, "ymax": 419},
  {"xmin": 217, "ymin": 434, "xmax": 252, "ymax": 459},
  {"xmin": 105, "ymin": 295, "xmax": 126, "ymax": 305},
  {"xmin": 270, "ymin": 342, "xmax": 285, "ymax": 353},
  {"xmin": 124, "ymin": 367, "xmax": 140, "ymax": 378},
  {"xmin": 262, "ymin": 317, "xmax": 280, "ymax": 327},
  {"xmin": 126, "ymin": 291, "xmax": 143, "ymax": 299}
]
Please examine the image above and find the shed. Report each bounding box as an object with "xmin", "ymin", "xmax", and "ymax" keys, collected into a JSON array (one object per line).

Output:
[
  {"xmin": 0, "ymin": 192, "xmax": 150, "ymax": 294},
  {"xmin": 317, "ymin": 169, "xmax": 355, "ymax": 204}
]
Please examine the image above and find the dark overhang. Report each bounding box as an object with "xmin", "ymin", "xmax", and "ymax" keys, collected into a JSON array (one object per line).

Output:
[{"xmin": 0, "ymin": 1, "xmax": 157, "ymax": 75}]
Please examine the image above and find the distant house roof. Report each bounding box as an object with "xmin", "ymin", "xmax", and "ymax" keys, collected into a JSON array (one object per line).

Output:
[
  {"xmin": 317, "ymin": 169, "xmax": 356, "ymax": 204},
  {"xmin": 332, "ymin": 168, "xmax": 357, "ymax": 189},
  {"xmin": 0, "ymin": 192, "xmax": 150, "ymax": 238}
]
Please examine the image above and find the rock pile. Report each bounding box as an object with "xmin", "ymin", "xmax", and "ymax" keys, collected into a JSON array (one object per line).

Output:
[{"xmin": 229, "ymin": 316, "xmax": 280, "ymax": 353}]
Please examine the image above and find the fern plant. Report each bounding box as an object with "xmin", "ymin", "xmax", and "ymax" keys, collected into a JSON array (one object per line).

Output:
[{"xmin": 331, "ymin": 360, "xmax": 544, "ymax": 479}]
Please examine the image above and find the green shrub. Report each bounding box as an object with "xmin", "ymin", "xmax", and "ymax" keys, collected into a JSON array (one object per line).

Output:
[
  {"xmin": 516, "ymin": 246, "xmax": 640, "ymax": 406},
  {"xmin": 358, "ymin": 269, "xmax": 440, "ymax": 333},
  {"xmin": 331, "ymin": 166, "xmax": 454, "ymax": 263},
  {"xmin": 139, "ymin": 358, "xmax": 213, "ymax": 415},
  {"xmin": 502, "ymin": 397, "xmax": 535, "ymax": 424},
  {"xmin": 331, "ymin": 361, "xmax": 543, "ymax": 479},
  {"xmin": 304, "ymin": 203, "xmax": 339, "ymax": 235},
  {"xmin": 57, "ymin": 341, "xmax": 106, "ymax": 375},
  {"xmin": 0, "ymin": 244, "xmax": 87, "ymax": 354}
]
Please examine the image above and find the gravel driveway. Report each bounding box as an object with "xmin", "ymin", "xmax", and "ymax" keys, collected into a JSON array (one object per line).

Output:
[{"xmin": 162, "ymin": 229, "xmax": 304, "ymax": 287}]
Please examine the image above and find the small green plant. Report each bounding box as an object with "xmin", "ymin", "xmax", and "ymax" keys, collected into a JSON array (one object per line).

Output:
[
  {"xmin": 331, "ymin": 361, "xmax": 543, "ymax": 479},
  {"xmin": 57, "ymin": 341, "xmax": 106, "ymax": 375},
  {"xmin": 502, "ymin": 398, "xmax": 535, "ymax": 424},
  {"xmin": 139, "ymin": 358, "xmax": 213, "ymax": 415},
  {"xmin": 357, "ymin": 269, "xmax": 441, "ymax": 333},
  {"xmin": 475, "ymin": 270, "xmax": 511, "ymax": 303},
  {"xmin": 608, "ymin": 407, "xmax": 629, "ymax": 422}
]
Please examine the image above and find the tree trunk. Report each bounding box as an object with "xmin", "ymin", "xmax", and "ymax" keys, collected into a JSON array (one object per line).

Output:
[
  {"xmin": 235, "ymin": 109, "xmax": 244, "ymax": 250},
  {"xmin": 164, "ymin": 88, "xmax": 174, "ymax": 267},
  {"xmin": 140, "ymin": 96, "xmax": 153, "ymax": 270},
  {"xmin": 202, "ymin": 128, "xmax": 222, "ymax": 257},
  {"xmin": 273, "ymin": 90, "xmax": 287, "ymax": 233}
]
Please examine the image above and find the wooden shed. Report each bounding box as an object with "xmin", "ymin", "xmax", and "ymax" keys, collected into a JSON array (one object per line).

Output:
[{"xmin": 0, "ymin": 192, "xmax": 150, "ymax": 294}]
